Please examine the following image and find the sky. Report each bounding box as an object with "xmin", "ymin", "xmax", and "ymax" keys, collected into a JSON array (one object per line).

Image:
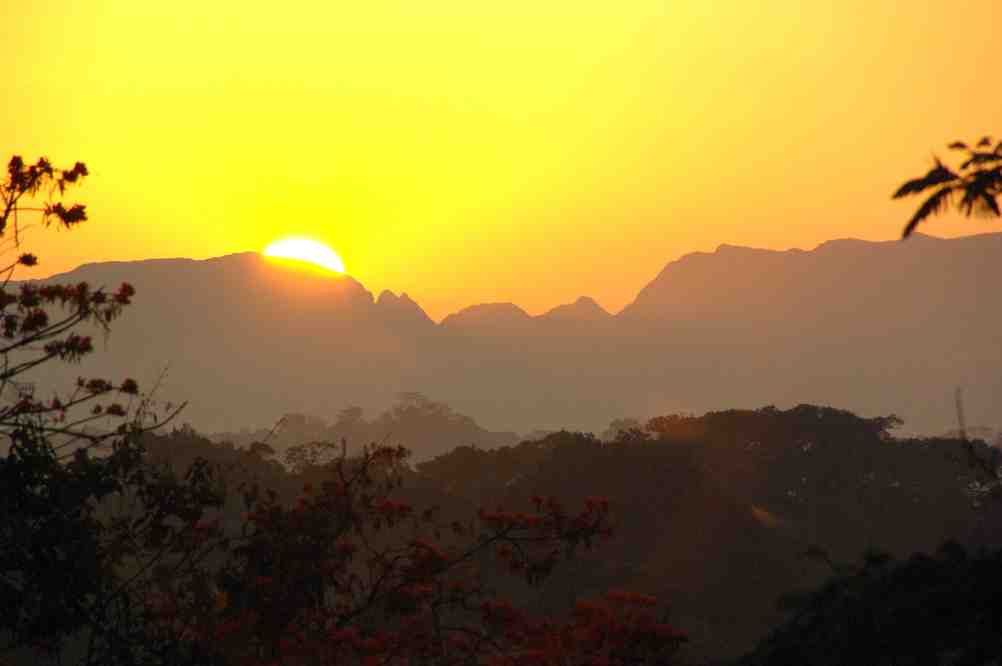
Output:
[{"xmin": 5, "ymin": 1, "xmax": 1001, "ymax": 321}]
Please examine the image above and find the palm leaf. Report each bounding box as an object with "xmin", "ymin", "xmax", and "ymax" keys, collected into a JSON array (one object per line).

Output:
[
  {"xmin": 960, "ymin": 152, "xmax": 1002, "ymax": 170},
  {"xmin": 903, "ymin": 185, "xmax": 953, "ymax": 238},
  {"xmin": 975, "ymin": 190, "xmax": 1001, "ymax": 217},
  {"xmin": 892, "ymin": 161, "xmax": 958, "ymax": 198},
  {"xmin": 963, "ymin": 171, "xmax": 1002, "ymax": 218},
  {"xmin": 948, "ymin": 141, "xmax": 968, "ymax": 150},
  {"xmin": 978, "ymin": 166, "xmax": 1002, "ymax": 194},
  {"xmin": 977, "ymin": 135, "xmax": 992, "ymax": 147},
  {"xmin": 953, "ymin": 169, "xmax": 1002, "ymax": 215},
  {"xmin": 959, "ymin": 185, "xmax": 977, "ymax": 216}
]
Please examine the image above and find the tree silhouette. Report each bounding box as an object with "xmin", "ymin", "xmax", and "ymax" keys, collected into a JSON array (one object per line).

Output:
[
  {"xmin": 893, "ymin": 135, "xmax": 1002, "ymax": 238},
  {"xmin": 0, "ymin": 156, "xmax": 243, "ymax": 666},
  {"xmin": 741, "ymin": 543, "xmax": 1002, "ymax": 665}
]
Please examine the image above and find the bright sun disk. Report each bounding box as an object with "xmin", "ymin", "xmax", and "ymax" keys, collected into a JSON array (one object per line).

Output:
[{"xmin": 263, "ymin": 238, "xmax": 346, "ymax": 273}]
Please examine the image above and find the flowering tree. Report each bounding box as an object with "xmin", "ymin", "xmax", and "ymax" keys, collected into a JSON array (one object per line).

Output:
[{"xmin": 141, "ymin": 444, "xmax": 686, "ymax": 666}]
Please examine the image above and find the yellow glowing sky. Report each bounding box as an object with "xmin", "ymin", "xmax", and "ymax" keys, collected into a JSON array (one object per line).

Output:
[{"xmin": 5, "ymin": 1, "xmax": 1000, "ymax": 320}]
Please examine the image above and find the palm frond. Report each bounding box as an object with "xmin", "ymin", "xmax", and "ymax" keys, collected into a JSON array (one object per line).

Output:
[
  {"xmin": 960, "ymin": 152, "xmax": 1002, "ymax": 170},
  {"xmin": 903, "ymin": 185, "xmax": 953, "ymax": 238},
  {"xmin": 995, "ymin": 141, "xmax": 1002, "ymax": 156},
  {"xmin": 974, "ymin": 190, "xmax": 1001, "ymax": 217},
  {"xmin": 948, "ymin": 141, "xmax": 968, "ymax": 150},
  {"xmin": 892, "ymin": 160, "xmax": 958, "ymax": 199},
  {"xmin": 977, "ymin": 135, "xmax": 992, "ymax": 147},
  {"xmin": 962, "ymin": 171, "xmax": 1002, "ymax": 218},
  {"xmin": 980, "ymin": 166, "xmax": 1002, "ymax": 194}
]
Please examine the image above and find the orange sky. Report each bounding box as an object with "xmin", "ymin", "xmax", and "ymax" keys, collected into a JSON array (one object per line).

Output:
[{"xmin": 5, "ymin": 1, "xmax": 1001, "ymax": 320}]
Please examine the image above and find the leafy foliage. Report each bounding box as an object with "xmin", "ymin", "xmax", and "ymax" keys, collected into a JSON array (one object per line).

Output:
[
  {"xmin": 741, "ymin": 542, "xmax": 1002, "ymax": 665},
  {"xmin": 893, "ymin": 135, "xmax": 1002, "ymax": 237},
  {"xmin": 420, "ymin": 406, "xmax": 996, "ymax": 660},
  {"xmin": 135, "ymin": 444, "xmax": 686, "ymax": 666}
]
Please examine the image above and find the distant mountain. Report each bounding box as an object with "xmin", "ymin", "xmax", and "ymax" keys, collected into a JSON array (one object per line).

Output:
[
  {"xmin": 22, "ymin": 253, "xmax": 436, "ymax": 435},
  {"xmin": 375, "ymin": 290, "xmax": 435, "ymax": 329},
  {"xmin": 22, "ymin": 233, "xmax": 1002, "ymax": 444},
  {"xmin": 440, "ymin": 303, "xmax": 533, "ymax": 333},
  {"xmin": 622, "ymin": 233, "xmax": 993, "ymax": 326},
  {"xmin": 538, "ymin": 296, "xmax": 612, "ymax": 323}
]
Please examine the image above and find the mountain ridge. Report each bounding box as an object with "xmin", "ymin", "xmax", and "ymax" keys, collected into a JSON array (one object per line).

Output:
[
  {"xmin": 19, "ymin": 231, "xmax": 1002, "ymax": 441},
  {"xmin": 37, "ymin": 232, "xmax": 998, "ymax": 325}
]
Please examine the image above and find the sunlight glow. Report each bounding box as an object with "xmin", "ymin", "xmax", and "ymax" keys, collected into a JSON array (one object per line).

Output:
[
  {"xmin": 263, "ymin": 238, "xmax": 346, "ymax": 274},
  {"xmin": 9, "ymin": 1, "xmax": 1001, "ymax": 318}
]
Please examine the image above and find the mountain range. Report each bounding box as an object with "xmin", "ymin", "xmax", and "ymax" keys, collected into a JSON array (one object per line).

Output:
[{"xmin": 21, "ymin": 232, "xmax": 1002, "ymax": 448}]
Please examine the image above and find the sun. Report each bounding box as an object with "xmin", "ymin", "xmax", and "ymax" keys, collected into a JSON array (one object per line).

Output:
[{"xmin": 263, "ymin": 237, "xmax": 346, "ymax": 274}]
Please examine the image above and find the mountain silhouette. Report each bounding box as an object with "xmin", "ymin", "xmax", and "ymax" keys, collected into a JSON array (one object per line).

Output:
[
  {"xmin": 22, "ymin": 233, "xmax": 1002, "ymax": 447},
  {"xmin": 539, "ymin": 296, "xmax": 612, "ymax": 323},
  {"xmin": 440, "ymin": 303, "xmax": 534, "ymax": 333},
  {"xmin": 375, "ymin": 290, "xmax": 436, "ymax": 329}
]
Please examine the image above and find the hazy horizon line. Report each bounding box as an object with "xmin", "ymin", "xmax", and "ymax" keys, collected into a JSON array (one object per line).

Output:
[{"xmin": 24, "ymin": 229, "xmax": 1001, "ymax": 324}]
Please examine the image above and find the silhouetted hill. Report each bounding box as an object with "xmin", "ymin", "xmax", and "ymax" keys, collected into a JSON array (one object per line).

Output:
[
  {"xmin": 212, "ymin": 394, "xmax": 518, "ymax": 463},
  {"xmin": 621, "ymin": 232, "xmax": 994, "ymax": 325},
  {"xmin": 23, "ymin": 233, "xmax": 1002, "ymax": 440},
  {"xmin": 375, "ymin": 290, "xmax": 436, "ymax": 329},
  {"xmin": 21, "ymin": 253, "xmax": 436, "ymax": 436},
  {"xmin": 440, "ymin": 302, "xmax": 534, "ymax": 332},
  {"xmin": 538, "ymin": 296, "xmax": 612, "ymax": 323}
]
